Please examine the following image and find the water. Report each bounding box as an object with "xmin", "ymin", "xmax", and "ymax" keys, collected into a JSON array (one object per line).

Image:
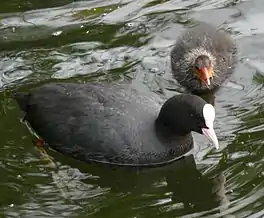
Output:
[{"xmin": 0, "ymin": 0, "xmax": 264, "ymax": 217}]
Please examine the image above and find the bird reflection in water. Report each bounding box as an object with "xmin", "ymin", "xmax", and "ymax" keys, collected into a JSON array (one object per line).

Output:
[{"xmin": 40, "ymin": 150, "xmax": 229, "ymax": 216}]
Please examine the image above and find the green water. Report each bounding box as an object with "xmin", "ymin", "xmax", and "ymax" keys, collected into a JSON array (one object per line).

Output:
[{"xmin": 0, "ymin": 0, "xmax": 264, "ymax": 217}]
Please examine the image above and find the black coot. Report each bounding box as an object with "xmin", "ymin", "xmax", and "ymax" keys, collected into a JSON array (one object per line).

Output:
[
  {"xmin": 171, "ymin": 22, "xmax": 237, "ymax": 94},
  {"xmin": 15, "ymin": 83, "xmax": 219, "ymax": 167}
]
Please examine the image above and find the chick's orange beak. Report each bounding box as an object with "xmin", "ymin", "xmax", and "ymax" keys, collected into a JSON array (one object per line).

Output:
[{"xmin": 198, "ymin": 67, "xmax": 214, "ymax": 87}]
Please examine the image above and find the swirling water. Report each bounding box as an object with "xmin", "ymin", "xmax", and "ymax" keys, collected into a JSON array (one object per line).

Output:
[{"xmin": 0, "ymin": 0, "xmax": 264, "ymax": 217}]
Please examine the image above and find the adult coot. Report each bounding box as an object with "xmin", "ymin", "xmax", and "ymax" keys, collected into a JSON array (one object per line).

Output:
[
  {"xmin": 171, "ymin": 22, "xmax": 237, "ymax": 94},
  {"xmin": 15, "ymin": 83, "xmax": 219, "ymax": 167}
]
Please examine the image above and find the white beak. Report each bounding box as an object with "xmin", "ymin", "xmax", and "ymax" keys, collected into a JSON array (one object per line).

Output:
[
  {"xmin": 202, "ymin": 103, "xmax": 219, "ymax": 150},
  {"xmin": 202, "ymin": 127, "xmax": 219, "ymax": 150}
]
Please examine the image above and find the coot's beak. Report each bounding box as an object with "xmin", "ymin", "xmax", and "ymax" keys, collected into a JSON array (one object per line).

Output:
[
  {"xmin": 202, "ymin": 127, "xmax": 219, "ymax": 150},
  {"xmin": 199, "ymin": 67, "xmax": 211, "ymax": 87}
]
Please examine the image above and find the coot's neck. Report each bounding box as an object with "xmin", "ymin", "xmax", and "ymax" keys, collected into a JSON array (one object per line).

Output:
[{"xmin": 154, "ymin": 118, "xmax": 192, "ymax": 143}]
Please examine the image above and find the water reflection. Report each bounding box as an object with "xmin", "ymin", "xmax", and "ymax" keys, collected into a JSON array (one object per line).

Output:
[
  {"xmin": 0, "ymin": 0, "xmax": 264, "ymax": 217},
  {"xmin": 39, "ymin": 151, "xmax": 228, "ymax": 217}
]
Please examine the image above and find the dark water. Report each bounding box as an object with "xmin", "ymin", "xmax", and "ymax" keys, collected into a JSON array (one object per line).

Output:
[{"xmin": 0, "ymin": 0, "xmax": 263, "ymax": 217}]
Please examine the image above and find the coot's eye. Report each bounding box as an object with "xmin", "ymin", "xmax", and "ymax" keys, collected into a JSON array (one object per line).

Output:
[{"xmin": 196, "ymin": 117, "xmax": 207, "ymax": 128}]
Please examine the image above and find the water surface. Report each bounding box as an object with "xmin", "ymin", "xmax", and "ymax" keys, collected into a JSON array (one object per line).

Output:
[{"xmin": 0, "ymin": 0, "xmax": 264, "ymax": 217}]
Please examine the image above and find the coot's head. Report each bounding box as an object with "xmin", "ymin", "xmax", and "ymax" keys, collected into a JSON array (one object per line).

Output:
[
  {"xmin": 193, "ymin": 55, "xmax": 214, "ymax": 88},
  {"xmin": 157, "ymin": 94, "xmax": 219, "ymax": 149},
  {"xmin": 172, "ymin": 46, "xmax": 217, "ymax": 91}
]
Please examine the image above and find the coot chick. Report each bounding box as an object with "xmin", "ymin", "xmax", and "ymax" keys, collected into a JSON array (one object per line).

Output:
[
  {"xmin": 15, "ymin": 83, "xmax": 219, "ymax": 167},
  {"xmin": 171, "ymin": 22, "xmax": 237, "ymax": 94}
]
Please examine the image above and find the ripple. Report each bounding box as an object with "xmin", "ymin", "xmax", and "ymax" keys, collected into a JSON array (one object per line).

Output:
[{"xmin": 1, "ymin": 0, "xmax": 264, "ymax": 217}]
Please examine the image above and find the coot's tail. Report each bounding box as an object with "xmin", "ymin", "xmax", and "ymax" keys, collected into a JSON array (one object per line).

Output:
[{"xmin": 14, "ymin": 92, "xmax": 30, "ymax": 112}]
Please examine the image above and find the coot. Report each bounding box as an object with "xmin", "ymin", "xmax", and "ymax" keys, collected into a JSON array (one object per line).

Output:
[
  {"xmin": 15, "ymin": 83, "xmax": 219, "ymax": 167},
  {"xmin": 171, "ymin": 22, "xmax": 237, "ymax": 94}
]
